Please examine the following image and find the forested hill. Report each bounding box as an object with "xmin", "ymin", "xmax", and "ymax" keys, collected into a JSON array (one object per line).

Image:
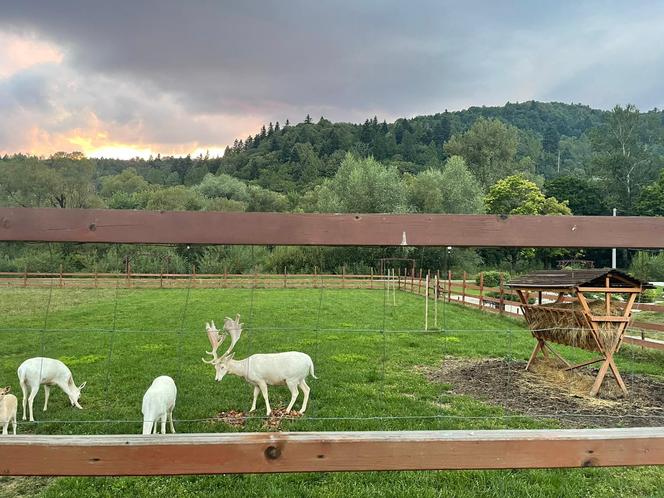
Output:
[
  {"xmin": 216, "ymin": 101, "xmax": 608, "ymax": 192},
  {"xmin": 2, "ymin": 100, "xmax": 664, "ymax": 275},
  {"xmin": 2, "ymin": 100, "xmax": 664, "ymax": 219}
]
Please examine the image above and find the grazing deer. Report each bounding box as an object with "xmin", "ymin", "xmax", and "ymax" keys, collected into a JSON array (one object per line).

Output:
[
  {"xmin": 0, "ymin": 387, "xmax": 17, "ymax": 435},
  {"xmin": 141, "ymin": 375, "xmax": 177, "ymax": 435},
  {"xmin": 17, "ymin": 357, "xmax": 86, "ymax": 422},
  {"xmin": 202, "ymin": 316, "xmax": 317, "ymax": 416}
]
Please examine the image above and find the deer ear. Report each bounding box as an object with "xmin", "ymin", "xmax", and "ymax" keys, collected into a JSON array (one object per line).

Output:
[
  {"xmin": 211, "ymin": 320, "xmax": 216, "ymax": 329},
  {"xmin": 224, "ymin": 316, "xmax": 232, "ymax": 322},
  {"xmin": 205, "ymin": 322, "xmax": 210, "ymax": 330},
  {"xmin": 235, "ymin": 313, "xmax": 241, "ymax": 322},
  {"xmin": 78, "ymin": 381, "xmax": 87, "ymax": 390}
]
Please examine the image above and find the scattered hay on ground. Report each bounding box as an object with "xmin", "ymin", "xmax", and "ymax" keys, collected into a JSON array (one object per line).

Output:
[
  {"xmin": 215, "ymin": 410, "xmax": 247, "ymax": 427},
  {"xmin": 426, "ymin": 356, "xmax": 664, "ymax": 428},
  {"xmin": 263, "ymin": 408, "xmax": 303, "ymax": 430}
]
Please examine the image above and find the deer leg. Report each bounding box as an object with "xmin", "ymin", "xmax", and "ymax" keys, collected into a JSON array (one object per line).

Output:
[
  {"xmin": 43, "ymin": 385, "xmax": 50, "ymax": 411},
  {"xmin": 20, "ymin": 381, "xmax": 27, "ymax": 421},
  {"xmin": 168, "ymin": 410, "xmax": 176, "ymax": 433},
  {"xmin": 285, "ymin": 380, "xmax": 299, "ymax": 413},
  {"xmin": 12, "ymin": 413, "xmax": 16, "ymax": 435},
  {"xmin": 250, "ymin": 385, "xmax": 259, "ymax": 412},
  {"xmin": 28, "ymin": 386, "xmax": 38, "ymax": 422},
  {"xmin": 258, "ymin": 381, "xmax": 271, "ymax": 416},
  {"xmin": 160, "ymin": 413, "xmax": 167, "ymax": 435},
  {"xmin": 299, "ymin": 379, "xmax": 311, "ymax": 414},
  {"xmin": 2, "ymin": 422, "xmax": 7, "ymax": 435}
]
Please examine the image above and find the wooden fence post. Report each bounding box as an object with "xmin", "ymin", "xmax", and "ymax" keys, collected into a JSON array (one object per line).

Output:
[
  {"xmin": 59, "ymin": 264, "xmax": 64, "ymax": 288},
  {"xmin": 418, "ymin": 269, "xmax": 422, "ymax": 295},
  {"xmin": 94, "ymin": 269, "xmax": 98, "ymax": 289},
  {"xmin": 192, "ymin": 265, "xmax": 196, "ymax": 288},
  {"xmin": 224, "ymin": 267, "xmax": 228, "ymax": 289},
  {"xmin": 462, "ymin": 271, "xmax": 467, "ymax": 305},
  {"xmin": 23, "ymin": 268, "xmax": 28, "ymax": 287},
  {"xmin": 499, "ymin": 273, "xmax": 505, "ymax": 316},
  {"xmin": 126, "ymin": 260, "xmax": 131, "ymax": 288},
  {"xmin": 479, "ymin": 272, "xmax": 484, "ymax": 311},
  {"xmin": 313, "ymin": 266, "xmax": 317, "ymax": 289},
  {"xmin": 284, "ymin": 267, "xmax": 287, "ymax": 288},
  {"xmin": 411, "ymin": 267, "xmax": 415, "ymax": 293},
  {"xmin": 342, "ymin": 265, "xmax": 346, "ymax": 289},
  {"xmin": 160, "ymin": 269, "xmax": 164, "ymax": 289},
  {"xmin": 447, "ymin": 270, "xmax": 452, "ymax": 302},
  {"xmin": 370, "ymin": 267, "xmax": 373, "ymax": 289}
]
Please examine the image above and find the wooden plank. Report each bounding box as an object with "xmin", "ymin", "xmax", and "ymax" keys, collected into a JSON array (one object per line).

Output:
[
  {"xmin": 631, "ymin": 321, "xmax": 664, "ymax": 332},
  {"xmin": 576, "ymin": 287, "xmax": 643, "ymax": 293},
  {"xmin": 624, "ymin": 336, "xmax": 664, "ymax": 350},
  {"xmin": 2, "ymin": 429, "xmax": 664, "ymax": 476},
  {"xmin": 2, "ymin": 208, "xmax": 664, "ymax": 247}
]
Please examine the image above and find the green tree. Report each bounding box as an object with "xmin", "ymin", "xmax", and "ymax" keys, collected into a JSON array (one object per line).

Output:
[
  {"xmin": 443, "ymin": 118, "xmax": 529, "ymax": 189},
  {"xmin": 590, "ymin": 104, "xmax": 663, "ymax": 211},
  {"xmin": 194, "ymin": 173, "xmax": 250, "ymax": 202},
  {"xmin": 408, "ymin": 156, "xmax": 484, "ymax": 213},
  {"xmin": 144, "ymin": 186, "xmax": 205, "ymax": 211},
  {"xmin": 100, "ymin": 168, "xmax": 149, "ymax": 197},
  {"xmin": 635, "ymin": 169, "xmax": 664, "ymax": 216},
  {"xmin": 485, "ymin": 175, "xmax": 571, "ymax": 215},
  {"xmin": 0, "ymin": 156, "xmax": 60, "ymax": 207},
  {"xmin": 544, "ymin": 176, "xmax": 608, "ymax": 215},
  {"xmin": 316, "ymin": 153, "xmax": 405, "ymax": 213}
]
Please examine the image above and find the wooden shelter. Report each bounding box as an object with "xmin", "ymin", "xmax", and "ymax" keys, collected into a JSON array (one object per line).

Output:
[{"xmin": 509, "ymin": 269, "xmax": 651, "ymax": 397}]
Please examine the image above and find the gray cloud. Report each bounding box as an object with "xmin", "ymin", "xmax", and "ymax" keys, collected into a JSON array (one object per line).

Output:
[{"xmin": 1, "ymin": 1, "xmax": 664, "ymax": 155}]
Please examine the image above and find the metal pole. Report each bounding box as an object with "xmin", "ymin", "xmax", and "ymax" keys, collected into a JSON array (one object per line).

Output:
[
  {"xmin": 612, "ymin": 208, "xmax": 617, "ymax": 269},
  {"xmin": 425, "ymin": 273, "xmax": 429, "ymax": 331}
]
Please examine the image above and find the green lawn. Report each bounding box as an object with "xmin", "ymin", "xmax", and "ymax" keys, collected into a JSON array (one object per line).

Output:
[{"xmin": 1, "ymin": 287, "xmax": 664, "ymax": 497}]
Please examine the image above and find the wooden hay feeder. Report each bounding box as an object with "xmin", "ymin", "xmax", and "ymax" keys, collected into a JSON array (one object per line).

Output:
[{"xmin": 509, "ymin": 269, "xmax": 651, "ymax": 397}]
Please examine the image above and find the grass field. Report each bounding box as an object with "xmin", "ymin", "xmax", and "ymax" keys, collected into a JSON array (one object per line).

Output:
[{"xmin": 1, "ymin": 286, "xmax": 664, "ymax": 497}]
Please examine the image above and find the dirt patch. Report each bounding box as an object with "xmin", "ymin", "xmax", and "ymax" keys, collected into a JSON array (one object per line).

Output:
[
  {"xmin": 215, "ymin": 410, "xmax": 248, "ymax": 427},
  {"xmin": 426, "ymin": 356, "xmax": 664, "ymax": 428}
]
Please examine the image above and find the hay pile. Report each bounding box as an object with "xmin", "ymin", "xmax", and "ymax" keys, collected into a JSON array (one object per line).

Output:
[{"xmin": 524, "ymin": 299, "xmax": 623, "ymax": 352}]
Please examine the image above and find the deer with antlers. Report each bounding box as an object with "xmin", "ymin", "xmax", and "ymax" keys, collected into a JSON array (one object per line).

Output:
[{"xmin": 202, "ymin": 315, "xmax": 317, "ymax": 416}]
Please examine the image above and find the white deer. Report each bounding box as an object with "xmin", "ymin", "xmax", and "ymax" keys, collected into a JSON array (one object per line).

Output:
[
  {"xmin": 0, "ymin": 387, "xmax": 17, "ymax": 435},
  {"xmin": 17, "ymin": 357, "xmax": 86, "ymax": 422},
  {"xmin": 141, "ymin": 375, "xmax": 177, "ymax": 435},
  {"xmin": 202, "ymin": 316, "xmax": 317, "ymax": 416}
]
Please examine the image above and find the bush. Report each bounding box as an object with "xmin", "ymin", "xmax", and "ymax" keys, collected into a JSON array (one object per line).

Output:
[
  {"xmin": 640, "ymin": 288, "xmax": 662, "ymax": 304},
  {"xmin": 629, "ymin": 251, "xmax": 664, "ymax": 282},
  {"xmin": 476, "ymin": 270, "xmax": 510, "ymax": 288}
]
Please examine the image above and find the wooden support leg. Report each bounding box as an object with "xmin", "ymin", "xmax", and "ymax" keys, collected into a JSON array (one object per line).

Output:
[
  {"xmin": 589, "ymin": 357, "xmax": 612, "ymax": 397},
  {"xmin": 607, "ymin": 356, "xmax": 628, "ymax": 396},
  {"xmin": 542, "ymin": 343, "xmax": 571, "ymax": 368},
  {"xmin": 525, "ymin": 339, "xmax": 545, "ymax": 371}
]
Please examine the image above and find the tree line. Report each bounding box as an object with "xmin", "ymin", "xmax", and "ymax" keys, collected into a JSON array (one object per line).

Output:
[{"xmin": 1, "ymin": 101, "xmax": 663, "ymax": 277}]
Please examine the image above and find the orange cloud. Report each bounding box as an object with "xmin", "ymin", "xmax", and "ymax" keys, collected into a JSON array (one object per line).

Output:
[{"xmin": 0, "ymin": 31, "xmax": 64, "ymax": 78}]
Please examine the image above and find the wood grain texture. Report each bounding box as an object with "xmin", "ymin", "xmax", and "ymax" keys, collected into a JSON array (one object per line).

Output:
[
  {"xmin": 1, "ymin": 208, "xmax": 664, "ymax": 247},
  {"xmin": 1, "ymin": 429, "xmax": 664, "ymax": 476}
]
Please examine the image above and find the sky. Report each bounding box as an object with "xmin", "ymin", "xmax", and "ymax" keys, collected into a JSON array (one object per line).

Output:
[{"xmin": 1, "ymin": 1, "xmax": 664, "ymax": 159}]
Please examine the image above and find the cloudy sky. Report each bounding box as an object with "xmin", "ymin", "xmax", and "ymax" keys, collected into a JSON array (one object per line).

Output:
[{"xmin": 1, "ymin": 1, "xmax": 664, "ymax": 159}]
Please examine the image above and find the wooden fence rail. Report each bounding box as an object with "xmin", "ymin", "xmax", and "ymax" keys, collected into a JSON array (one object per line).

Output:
[{"xmin": 2, "ymin": 428, "xmax": 664, "ymax": 476}]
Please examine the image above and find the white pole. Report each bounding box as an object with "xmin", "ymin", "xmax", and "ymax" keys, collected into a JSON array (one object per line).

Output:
[
  {"xmin": 425, "ymin": 273, "xmax": 429, "ymax": 331},
  {"xmin": 612, "ymin": 208, "xmax": 617, "ymax": 269},
  {"xmin": 434, "ymin": 274, "xmax": 438, "ymax": 328}
]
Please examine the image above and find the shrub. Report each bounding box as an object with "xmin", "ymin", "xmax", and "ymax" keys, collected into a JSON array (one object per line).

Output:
[{"xmin": 476, "ymin": 270, "xmax": 510, "ymax": 288}]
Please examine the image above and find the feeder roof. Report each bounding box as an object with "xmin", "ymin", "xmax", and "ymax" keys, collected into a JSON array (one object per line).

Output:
[{"xmin": 508, "ymin": 268, "xmax": 652, "ymax": 290}]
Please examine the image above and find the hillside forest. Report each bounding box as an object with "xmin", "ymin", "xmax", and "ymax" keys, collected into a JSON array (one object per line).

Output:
[{"xmin": 2, "ymin": 101, "xmax": 664, "ymax": 279}]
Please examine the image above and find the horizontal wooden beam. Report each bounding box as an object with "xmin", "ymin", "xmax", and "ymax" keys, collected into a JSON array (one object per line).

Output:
[
  {"xmin": 577, "ymin": 287, "xmax": 643, "ymax": 293},
  {"xmin": 624, "ymin": 336, "xmax": 664, "ymax": 350},
  {"xmin": 1, "ymin": 428, "xmax": 664, "ymax": 476},
  {"xmin": 1, "ymin": 208, "xmax": 664, "ymax": 247}
]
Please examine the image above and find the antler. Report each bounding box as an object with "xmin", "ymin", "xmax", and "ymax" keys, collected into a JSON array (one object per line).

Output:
[
  {"xmin": 202, "ymin": 320, "xmax": 227, "ymax": 364},
  {"xmin": 221, "ymin": 314, "xmax": 243, "ymax": 357}
]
